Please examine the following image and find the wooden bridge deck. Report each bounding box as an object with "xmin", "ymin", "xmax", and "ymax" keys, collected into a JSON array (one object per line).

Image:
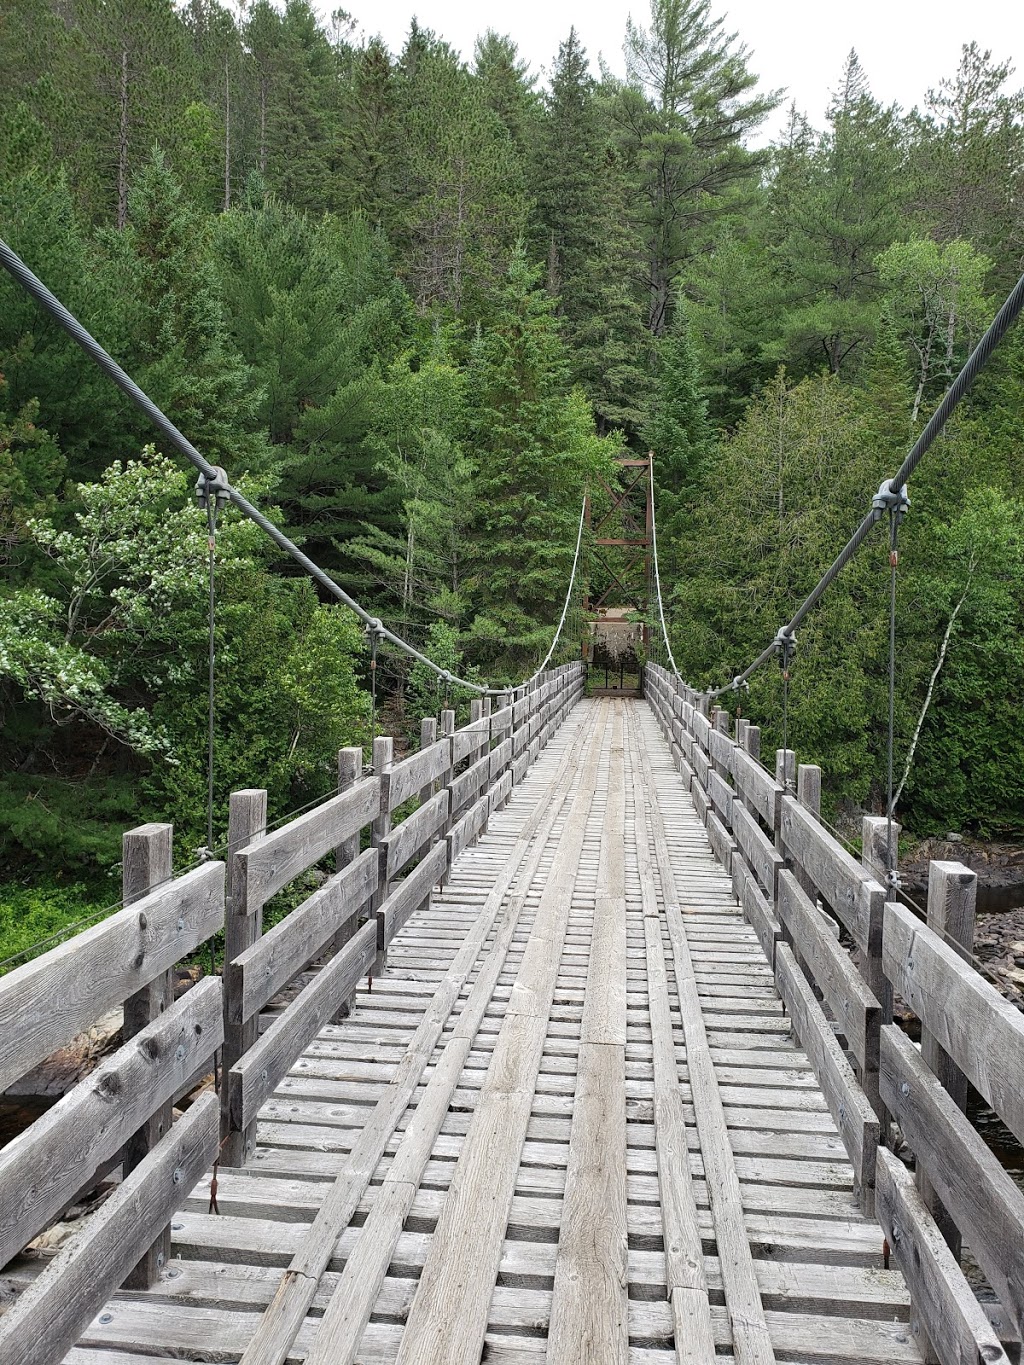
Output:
[{"xmin": 64, "ymin": 699, "xmax": 921, "ymax": 1364}]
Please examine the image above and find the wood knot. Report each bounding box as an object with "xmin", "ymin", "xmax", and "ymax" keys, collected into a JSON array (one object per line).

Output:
[{"xmin": 96, "ymin": 1072, "xmax": 121, "ymax": 1100}]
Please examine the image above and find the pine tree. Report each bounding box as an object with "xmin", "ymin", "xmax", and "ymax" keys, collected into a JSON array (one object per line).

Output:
[
  {"xmin": 396, "ymin": 28, "xmax": 528, "ymax": 316},
  {"xmin": 473, "ymin": 32, "xmax": 540, "ymax": 154},
  {"xmin": 103, "ymin": 151, "xmax": 268, "ymax": 471},
  {"xmin": 644, "ymin": 298, "xmax": 713, "ymax": 494},
  {"xmin": 619, "ymin": 0, "xmax": 779, "ymax": 335},
  {"xmin": 244, "ymin": 0, "xmax": 342, "ymax": 215},
  {"xmin": 466, "ymin": 247, "xmax": 609, "ymax": 674},
  {"xmin": 769, "ymin": 52, "xmax": 904, "ymax": 374},
  {"xmin": 908, "ymin": 43, "xmax": 1024, "ymax": 288}
]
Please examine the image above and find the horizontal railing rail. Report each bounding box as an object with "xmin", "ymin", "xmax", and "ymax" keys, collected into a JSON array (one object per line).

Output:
[{"xmin": 645, "ymin": 660, "xmax": 1022, "ymax": 1365}]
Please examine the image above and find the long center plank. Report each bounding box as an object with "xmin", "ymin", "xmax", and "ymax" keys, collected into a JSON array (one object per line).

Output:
[
  {"xmin": 625, "ymin": 704, "xmax": 716, "ymax": 1364},
  {"xmin": 392, "ymin": 706, "xmax": 611, "ymax": 1365},
  {"xmin": 546, "ymin": 704, "xmax": 628, "ymax": 1362}
]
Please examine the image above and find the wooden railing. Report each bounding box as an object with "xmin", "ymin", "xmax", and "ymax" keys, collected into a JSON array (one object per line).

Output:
[
  {"xmin": 0, "ymin": 661, "xmax": 584, "ymax": 1363},
  {"xmin": 645, "ymin": 661, "xmax": 1023, "ymax": 1365}
]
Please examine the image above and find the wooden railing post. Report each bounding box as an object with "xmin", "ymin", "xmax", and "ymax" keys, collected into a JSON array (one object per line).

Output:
[
  {"xmin": 744, "ymin": 725, "xmax": 761, "ymax": 762},
  {"xmin": 121, "ymin": 822, "xmax": 173, "ymax": 1288},
  {"xmin": 371, "ymin": 735, "xmax": 394, "ymax": 975},
  {"xmin": 775, "ymin": 747, "xmax": 795, "ymax": 792},
  {"xmin": 795, "ymin": 764, "xmax": 823, "ymax": 906},
  {"xmin": 221, "ymin": 787, "xmax": 268, "ymax": 1166},
  {"xmin": 862, "ymin": 814, "xmax": 900, "ymax": 887},
  {"xmin": 419, "ymin": 718, "xmax": 438, "ymax": 799},
  {"xmin": 919, "ymin": 860, "xmax": 977, "ymax": 1261},
  {"xmin": 332, "ymin": 745, "xmax": 364, "ymax": 1017},
  {"xmin": 860, "ymin": 814, "xmax": 898, "ymax": 1027}
]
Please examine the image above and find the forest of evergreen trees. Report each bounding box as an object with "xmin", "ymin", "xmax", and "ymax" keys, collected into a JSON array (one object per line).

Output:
[{"xmin": 1, "ymin": 0, "xmax": 1024, "ymax": 916}]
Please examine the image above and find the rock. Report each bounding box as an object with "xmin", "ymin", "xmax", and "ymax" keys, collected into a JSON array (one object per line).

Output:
[
  {"xmin": 5, "ymin": 1008, "xmax": 123, "ymax": 1099},
  {"xmin": 946, "ymin": 832, "xmax": 964, "ymax": 843}
]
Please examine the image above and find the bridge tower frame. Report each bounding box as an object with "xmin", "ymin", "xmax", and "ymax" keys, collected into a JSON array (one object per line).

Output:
[{"xmin": 583, "ymin": 452, "xmax": 652, "ymax": 674}]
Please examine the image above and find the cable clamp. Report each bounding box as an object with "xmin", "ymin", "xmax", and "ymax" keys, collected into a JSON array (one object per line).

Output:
[
  {"xmin": 774, "ymin": 628, "xmax": 797, "ymax": 665},
  {"xmin": 872, "ymin": 480, "xmax": 910, "ymax": 517},
  {"xmin": 886, "ymin": 867, "xmax": 902, "ymax": 893},
  {"xmin": 730, "ymin": 676, "xmax": 750, "ymax": 694},
  {"xmin": 195, "ymin": 467, "xmax": 230, "ymax": 511}
]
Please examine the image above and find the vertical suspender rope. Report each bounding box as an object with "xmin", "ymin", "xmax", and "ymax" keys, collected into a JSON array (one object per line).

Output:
[
  {"xmin": 195, "ymin": 467, "xmax": 228, "ymax": 988},
  {"xmin": 368, "ymin": 622, "xmax": 380, "ymax": 753},
  {"xmin": 885, "ymin": 504, "xmax": 903, "ymax": 889},
  {"xmin": 206, "ymin": 498, "xmax": 218, "ymax": 860}
]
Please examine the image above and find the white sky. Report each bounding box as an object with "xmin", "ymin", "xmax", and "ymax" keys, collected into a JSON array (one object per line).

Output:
[{"xmin": 333, "ymin": 0, "xmax": 1023, "ymax": 140}]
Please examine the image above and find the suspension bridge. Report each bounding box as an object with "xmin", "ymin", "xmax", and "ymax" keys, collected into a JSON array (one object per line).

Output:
[{"xmin": 1, "ymin": 241, "xmax": 1023, "ymax": 1365}]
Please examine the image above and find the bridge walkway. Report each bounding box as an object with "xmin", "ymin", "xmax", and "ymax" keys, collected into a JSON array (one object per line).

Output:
[{"xmin": 64, "ymin": 699, "xmax": 920, "ymax": 1364}]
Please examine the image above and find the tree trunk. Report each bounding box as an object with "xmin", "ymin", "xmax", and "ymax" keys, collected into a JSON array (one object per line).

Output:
[
  {"xmin": 893, "ymin": 576, "xmax": 972, "ymax": 811},
  {"xmin": 223, "ymin": 59, "xmax": 231, "ymax": 212},
  {"xmin": 117, "ymin": 47, "xmax": 130, "ymax": 230},
  {"xmin": 259, "ymin": 80, "xmax": 268, "ymax": 176}
]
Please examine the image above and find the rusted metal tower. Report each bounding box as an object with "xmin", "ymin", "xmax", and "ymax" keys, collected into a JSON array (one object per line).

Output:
[{"xmin": 583, "ymin": 454, "xmax": 652, "ymax": 688}]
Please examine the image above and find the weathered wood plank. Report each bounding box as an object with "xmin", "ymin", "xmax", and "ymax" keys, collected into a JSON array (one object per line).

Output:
[
  {"xmin": 229, "ymin": 921, "xmax": 377, "ymax": 1131},
  {"xmin": 780, "ymin": 796, "xmax": 883, "ymax": 956},
  {"xmin": 705, "ymin": 809, "xmax": 735, "ymax": 875},
  {"xmin": 883, "ymin": 900, "xmax": 1024, "ymax": 1147},
  {"xmin": 732, "ymin": 802, "xmax": 783, "ymax": 899},
  {"xmin": 448, "ymin": 753, "xmax": 490, "ymax": 813},
  {"xmin": 691, "ymin": 744, "xmax": 711, "ymax": 791},
  {"xmin": 737, "ymin": 864, "xmax": 783, "ymax": 968},
  {"xmin": 452, "ymin": 720, "xmax": 490, "ymax": 765},
  {"xmin": 490, "ymin": 769, "xmax": 513, "ymax": 813},
  {"xmin": 548, "ymin": 711, "xmax": 628, "ymax": 1362},
  {"xmin": 120, "ymin": 822, "xmax": 174, "ymax": 1289},
  {"xmin": 382, "ymin": 741, "xmax": 452, "ymax": 814},
  {"xmin": 234, "ymin": 779, "xmax": 380, "ymax": 913},
  {"xmin": 231, "ymin": 849, "xmax": 378, "ymax": 1023},
  {"xmin": 777, "ymin": 871, "xmax": 880, "ymax": 1079},
  {"xmin": 880, "ymin": 1023, "xmax": 1024, "ymax": 1332},
  {"xmin": 0, "ymin": 1091, "xmax": 218, "ymax": 1365},
  {"xmin": 488, "ymin": 736, "xmax": 514, "ymax": 782},
  {"xmin": 731, "ymin": 749, "xmax": 782, "ymax": 832},
  {"xmin": 546, "ymin": 1041, "xmax": 628, "ymax": 1362},
  {"xmin": 775, "ymin": 945, "xmax": 879, "ymax": 1213},
  {"xmin": 707, "ymin": 768, "xmax": 734, "ymax": 825},
  {"xmin": 875, "ymin": 1147, "xmax": 1009, "ymax": 1365},
  {"xmin": 0, "ymin": 861, "xmax": 224, "ymax": 1094},
  {"xmin": 0, "ymin": 979, "xmax": 221, "ymax": 1269},
  {"xmin": 377, "ymin": 842, "xmax": 449, "ymax": 951},
  {"xmin": 446, "ymin": 792, "xmax": 490, "ymax": 864},
  {"xmin": 707, "ymin": 726, "xmax": 734, "ymax": 775},
  {"xmin": 383, "ymin": 791, "xmax": 449, "ymax": 881}
]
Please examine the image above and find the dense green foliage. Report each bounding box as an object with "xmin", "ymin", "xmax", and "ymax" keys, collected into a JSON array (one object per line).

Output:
[{"xmin": 1, "ymin": 0, "xmax": 1023, "ymax": 944}]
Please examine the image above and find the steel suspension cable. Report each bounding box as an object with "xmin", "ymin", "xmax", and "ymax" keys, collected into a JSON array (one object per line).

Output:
[
  {"xmin": 648, "ymin": 454, "xmax": 684, "ymax": 681},
  {"xmin": 705, "ymin": 269, "xmax": 1024, "ymax": 702},
  {"xmin": 0, "ymin": 237, "xmax": 586, "ymax": 698}
]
